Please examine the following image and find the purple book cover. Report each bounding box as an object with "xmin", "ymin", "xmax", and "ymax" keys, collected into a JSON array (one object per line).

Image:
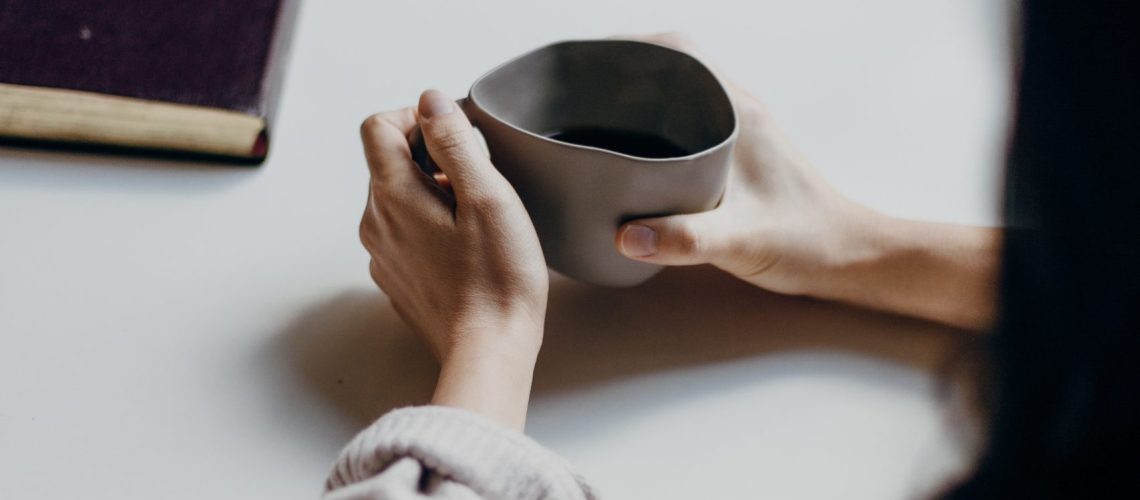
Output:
[{"xmin": 0, "ymin": 0, "xmax": 300, "ymax": 161}]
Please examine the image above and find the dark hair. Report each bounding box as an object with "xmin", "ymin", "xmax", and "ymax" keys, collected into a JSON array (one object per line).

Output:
[{"xmin": 943, "ymin": 0, "xmax": 1140, "ymax": 498}]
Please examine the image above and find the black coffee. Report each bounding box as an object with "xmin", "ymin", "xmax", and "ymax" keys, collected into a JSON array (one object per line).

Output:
[{"xmin": 544, "ymin": 127, "xmax": 692, "ymax": 158}]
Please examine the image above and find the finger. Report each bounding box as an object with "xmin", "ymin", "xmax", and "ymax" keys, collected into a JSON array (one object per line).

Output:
[
  {"xmin": 361, "ymin": 106, "xmax": 457, "ymax": 216},
  {"xmin": 432, "ymin": 172, "xmax": 454, "ymax": 195},
  {"xmin": 615, "ymin": 209, "xmax": 733, "ymax": 266},
  {"xmin": 416, "ymin": 89, "xmax": 502, "ymax": 202},
  {"xmin": 360, "ymin": 107, "xmax": 418, "ymax": 181}
]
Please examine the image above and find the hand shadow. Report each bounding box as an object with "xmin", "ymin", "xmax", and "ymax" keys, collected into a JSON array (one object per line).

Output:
[{"xmin": 276, "ymin": 265, "xmax": 967, "ymax": 428}]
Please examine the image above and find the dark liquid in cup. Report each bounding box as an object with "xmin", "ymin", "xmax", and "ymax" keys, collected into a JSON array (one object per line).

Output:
[{"xmin": 544, "ymin": 127, "xmax": 692, "ymax": 158}]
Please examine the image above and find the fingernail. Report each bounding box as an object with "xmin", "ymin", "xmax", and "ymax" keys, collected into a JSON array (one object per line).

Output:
[
  {"xmin": 620, "ymin": 225, "xmax": 658, "ymax": 257},
  {"xmin": 419, "ymin": 89, "xmax": 454, "ymax": 119}
]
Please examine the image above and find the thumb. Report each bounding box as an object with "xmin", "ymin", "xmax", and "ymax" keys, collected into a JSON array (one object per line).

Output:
[
  {"xmin": 615, "ymin": 210, "xmax": 732, "ymax": 266},
  {"xmin": 416, "ymin": 89, "xmax": 497, "ymax": 201}
]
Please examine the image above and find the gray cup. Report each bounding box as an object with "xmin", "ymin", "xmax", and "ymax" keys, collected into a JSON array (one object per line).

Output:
[{"xmin": 420, "ymin": 40, "xmax": 737, "ymax": 287}]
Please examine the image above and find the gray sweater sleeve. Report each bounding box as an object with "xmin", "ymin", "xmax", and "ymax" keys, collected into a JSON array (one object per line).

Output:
[{"xmin": 323, "ymin": 406, "xmax": 596, "ymax": 500}]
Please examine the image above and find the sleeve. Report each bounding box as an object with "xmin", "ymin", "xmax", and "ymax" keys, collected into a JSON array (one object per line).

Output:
[{"xmin": 322, "ymin": 406, "xmax": 597, "ymax": 500}]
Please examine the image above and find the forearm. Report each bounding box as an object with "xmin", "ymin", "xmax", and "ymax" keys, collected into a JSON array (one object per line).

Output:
[{"xmin": 815, "ymin": 210, "xmax": 1001, "ymax": 331}]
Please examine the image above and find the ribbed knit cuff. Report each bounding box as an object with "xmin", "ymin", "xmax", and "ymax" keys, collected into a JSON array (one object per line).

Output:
[{"xmin": 326, "ymin": 406, "xmax": 594, "ymax": 500}]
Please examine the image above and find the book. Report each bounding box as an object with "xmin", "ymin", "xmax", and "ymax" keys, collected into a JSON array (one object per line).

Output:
[{"xmin": 0, "ymin": 0, "xmax": 300, "ymax": 163}]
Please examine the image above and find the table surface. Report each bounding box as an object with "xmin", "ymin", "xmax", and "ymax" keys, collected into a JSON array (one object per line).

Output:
[{"xmin": 0, "ymin": 1, "xmax": 1009, "ymax": 498}]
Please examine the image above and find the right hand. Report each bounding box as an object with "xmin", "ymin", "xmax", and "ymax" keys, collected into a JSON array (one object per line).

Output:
[
  {"xmin": 358, "ymin": 90, "xmax": 549, "ymax": 429},
  {"xmin": 614, "ymin": 33, "xmax": 877, "ymax": 297}
]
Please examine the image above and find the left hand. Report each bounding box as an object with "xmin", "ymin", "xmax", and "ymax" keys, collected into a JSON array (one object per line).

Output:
[
  {"xmin": 614, "ymin": 33, "xmax": 997, "ymax": 330},
  {"xmin": 358, "ymin": 89, "xmax": 548, "ymax": 429}
]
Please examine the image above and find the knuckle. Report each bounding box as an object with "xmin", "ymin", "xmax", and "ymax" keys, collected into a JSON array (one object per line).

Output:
[
  {"xmin": 671, "ymin": 222, "xmax": 703, "ymax": 257},
  {"xmin": 358, "ymin": 218, "xmax": 382, "ymax": 251},
  {"xmin": 360, "ymin": 113, "xmax": 386, "ymax": 136},
  {"xmin": 464, "ymin": 186, "xmax": 508, "ymax": 212},
  {"xmin": 431, "ymin": 126, "xmax": 471, "ymax": 155},
  {"xmin": 368, "ymin": 259, "xmax": 384, "ymax": 286}
]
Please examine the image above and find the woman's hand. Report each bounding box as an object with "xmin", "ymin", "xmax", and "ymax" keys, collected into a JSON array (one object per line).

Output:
[
  {"xmin": 359, "ymin": 90, "xmax": 548, "ymax": 429},
  {"xmin": 616, "ymin": 33, "xmax": 999, "ymax": 331},
  {"xmin": 613, "ymin": 33, "xmax": 875, "ymax": 296}
]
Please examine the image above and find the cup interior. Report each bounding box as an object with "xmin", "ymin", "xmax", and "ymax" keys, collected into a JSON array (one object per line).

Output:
[{"xmin": 470, "ymin": 40, "xmax": 735, "ymax": 158}]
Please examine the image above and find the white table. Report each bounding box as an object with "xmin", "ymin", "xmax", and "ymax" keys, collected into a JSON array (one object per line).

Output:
[{"xmin": 0, "ymin": 1, "xmax": 1008, "ymax": 498}]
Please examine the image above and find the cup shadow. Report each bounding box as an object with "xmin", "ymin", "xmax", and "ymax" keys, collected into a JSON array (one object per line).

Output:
[{"xmin": 277, "ymin": 265, "xmax": 966, "ymax": 428}]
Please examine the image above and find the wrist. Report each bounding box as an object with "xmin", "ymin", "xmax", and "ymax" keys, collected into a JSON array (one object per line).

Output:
[
  {"xmin": 812, "ymin": 205, "xmax": 905, "ymax": 297},
  {"xmin": 762, "ymin": 198, "xmax": 888, "ymax": 299},
  {"xmin": 444, "ymin": 310, "xmax": 544, "ymax": 366},
  {"xmin": 433, "ymin": 346, "xmax": 538, "ymax": 431},
  {"xmin": 431, "ymin": 314, "xmax": 543, "ymax": 431}
]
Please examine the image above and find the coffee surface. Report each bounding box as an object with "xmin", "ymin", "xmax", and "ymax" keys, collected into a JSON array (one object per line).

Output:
[{"xmin": 544, "ymin": 127, "xmax": 692, "ymax": 158}]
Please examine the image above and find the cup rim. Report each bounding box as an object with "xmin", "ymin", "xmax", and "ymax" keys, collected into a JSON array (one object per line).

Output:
[{"xmin": 467, "ymin": 39, "xmax": 740, "ymax": 163}]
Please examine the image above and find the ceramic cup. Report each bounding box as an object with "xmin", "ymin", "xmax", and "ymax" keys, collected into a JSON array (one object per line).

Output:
[{"xmin": 417, "ymin": 40, "xmax": 737, "ymax": 287}]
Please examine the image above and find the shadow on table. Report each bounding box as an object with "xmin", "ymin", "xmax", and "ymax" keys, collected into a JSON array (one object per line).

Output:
[
  {"xmin": 276, "ymin": 265, "xmax": 966, "ymax": 428},
  {"xmin": 0, "ymin": 144, "xmax": 256, "ymax": 193}
]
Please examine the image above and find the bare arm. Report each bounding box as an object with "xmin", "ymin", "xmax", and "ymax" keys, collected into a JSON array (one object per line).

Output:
[
  {"xmin": 815, "ymin": 214, "xmax": 1000, "ymax": 331},
  {"xmin": 615, "ymin": 33, "xmax": 1000, "ymax": 331}
]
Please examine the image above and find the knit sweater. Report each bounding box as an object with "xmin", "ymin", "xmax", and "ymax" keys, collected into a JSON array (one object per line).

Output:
[{"xmin": 323, "ymin": 406, "xmax": 597, "ymax": 500}]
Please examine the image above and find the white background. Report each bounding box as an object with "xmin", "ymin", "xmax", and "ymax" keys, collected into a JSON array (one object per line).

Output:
[{"xmin": 0, "ymin": 0, "xmax": 1009, "ymax": 498}]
